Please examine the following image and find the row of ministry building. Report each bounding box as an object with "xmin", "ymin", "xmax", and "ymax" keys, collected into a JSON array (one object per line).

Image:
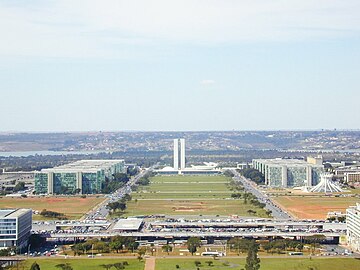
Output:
[
  {"xmin": 35, "ymin": 160, "xmax": 125, "ymax": 194},
  {"xmin": 252, "ymin": 157, "xmax": 324, "ymax": 187}
]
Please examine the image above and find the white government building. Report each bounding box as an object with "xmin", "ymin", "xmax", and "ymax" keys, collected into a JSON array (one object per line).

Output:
[
  {"xmin": 347, "ymin": 203, "xmax": 360, "ymax": 252},
  {"xmin": 156, "ymin": 139, "xmax": 221, "ymax": 175}
]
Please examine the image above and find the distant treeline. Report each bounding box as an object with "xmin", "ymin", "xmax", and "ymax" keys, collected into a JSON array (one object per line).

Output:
[{"xmin": 1, "ymin": 148, "xmax": 359, "ymax": 172}]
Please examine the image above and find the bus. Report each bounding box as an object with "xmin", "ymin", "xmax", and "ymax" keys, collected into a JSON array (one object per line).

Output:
[
  {"xmin": 289, "ymin": 252, "xmax": 303, "ymax": 256},
  {"xmin": 201, "ymin": 251, "xmax": 225, "ymax": 257}
]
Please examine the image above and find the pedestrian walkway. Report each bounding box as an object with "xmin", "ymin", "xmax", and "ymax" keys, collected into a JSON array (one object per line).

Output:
[{"xmin": 144, "ymin": 257, "xmax": 156, "ymax": 270}]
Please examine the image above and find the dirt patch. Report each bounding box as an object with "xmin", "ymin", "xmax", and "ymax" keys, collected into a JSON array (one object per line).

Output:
[{"xmin": 274, "ymin": 196, "xmax": 358, "ymax": 219}]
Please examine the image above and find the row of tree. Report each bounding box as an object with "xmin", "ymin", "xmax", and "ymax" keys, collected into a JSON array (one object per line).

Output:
[
  {"xmin": 71, "ymin": 236, "xmax": 139, "ymax": 256},
  {"xmin": 239, "ymin": 168, "xmax": 265, "ymax": 185},
  {"xmin": 187, "ymin": 237, "xmax": 260, "ymax": 270},
  {"xmin": 101, "ymin": 173, "xmax": 130, "ymax": 194},
  {"xmin": 40, "ymin": 209, "xmax": 66, "ymax": 219},
  {"xmin": 30, "ymin": 261, "xmax": 130, "ymax": 270},
  {"xmin": 106, "ymin": 194, "xmax": 132, "ymax": 214}
]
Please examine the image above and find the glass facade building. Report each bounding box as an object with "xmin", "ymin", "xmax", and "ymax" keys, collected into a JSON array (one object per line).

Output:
[
  {"xmin": 253, "ymin": 158, "xmax": 324, "ymax": 188},
  {"xmin": 35, "ymin": 160, "xmax": 125, "ymax": 195}
]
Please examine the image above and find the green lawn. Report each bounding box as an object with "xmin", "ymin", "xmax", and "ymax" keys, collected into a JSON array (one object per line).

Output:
[
  {"xmin": 124, "ymin": 175, "xmax": 268, "ymax": 217},
  {"xmin": 133, "ymin": 192, "xmax": 232, "ymax": 199},
  {"xmin": 18, "ymin": 258, "xmax": 144, "ymax": 270},
  {"xmin": 155, "ymin": 258, "xmax": 360, "ymax": 270},
  {"xmin": 125, "ymin": 199, "xmax": 268, "ymax": 216}
]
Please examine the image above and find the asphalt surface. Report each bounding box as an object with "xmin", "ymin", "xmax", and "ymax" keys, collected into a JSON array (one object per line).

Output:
[
  {"xmin": 86, "ymin": 166, "xmax": 156, "ymax": 220},
  {"xmin": 231, "ymin": 169, "xmax": 292, "ymax": 220}
]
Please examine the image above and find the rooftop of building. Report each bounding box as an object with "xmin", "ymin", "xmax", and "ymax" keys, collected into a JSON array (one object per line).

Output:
[
  {"xmin": 0, "ymin": 208, "xmax": 31, "ymax": 218},
  {"xmin": 253, "ymin": 158, "xmax": 323, "ymax": 167},
  {"xmin": 112, "ymin": 218, "xmax": 143, "ymax": 231},
  {"xmin": 39, "ymin": 159, "xmax": 125, "ymax": 173}
]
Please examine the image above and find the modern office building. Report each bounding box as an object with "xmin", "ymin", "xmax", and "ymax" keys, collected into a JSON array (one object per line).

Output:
[
  {"xmin": 307, "ymin": 156, "xmax": 323, "ymax": 165},
  {"xmin": 35, "ymin": 160, "xmax": 125, "ymax": 195},
  {"xmin": 173, "ymin": 139, "xmax": 186, "ymax": 170},
  {"xmin": 173, "ymin": 139, "xmax": 179, "ymax": 170},
  {"xmin": 253, "ymin": 158, "xmax": 324, "ymax": 188},
  {"xmin": 346, "ymin": 203, "xmax": 360, "ymax": 252},
  {"xmin": 345, "ymin": 172, "xmax": 360, "ymax": 187},
  {"xmin": 0, "ymin": 209, "xmax": 32, "ymax": 249},
  {"xmin": 180, "ymin": 138, "xmax": 186, "ymax": 170},
  {"xmin": 157, "ymin": 139, "xmax": 221, "ymax": 175}
]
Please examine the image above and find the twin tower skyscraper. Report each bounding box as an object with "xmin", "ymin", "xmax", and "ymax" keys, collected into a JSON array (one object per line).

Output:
[{"xmin": 173, "ymin": 138, "xmax": 186, "ymax": 170}]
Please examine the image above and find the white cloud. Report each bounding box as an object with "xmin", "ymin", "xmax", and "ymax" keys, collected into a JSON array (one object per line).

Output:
[
  {"xmin": 201, "ymin": 80, "xmax": 216, "ymax": 85},
  {"xmin": 0, "ymin": 0, "xmax": 359, "ymax": 58}
]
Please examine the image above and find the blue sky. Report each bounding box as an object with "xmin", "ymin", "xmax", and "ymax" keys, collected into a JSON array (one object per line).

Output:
[{"xmin": 1, "ymin": 0, "xmax": 360, "ymax": 131}]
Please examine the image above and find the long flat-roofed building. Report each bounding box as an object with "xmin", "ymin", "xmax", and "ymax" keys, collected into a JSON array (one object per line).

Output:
[
  {"xmin": 347, "ymin": 203, "xmax": 360, "ymax": 252},
  {"xmin": 35, "ymin": 160, "xmax": 125, "ymax": 195},
  {"xmin": 0, "ymin": 209, "xmax": 32, "ymax": 249},
  {"xmin": 253, "ymin": 158, "xmax": 324, "ymax": 188}
]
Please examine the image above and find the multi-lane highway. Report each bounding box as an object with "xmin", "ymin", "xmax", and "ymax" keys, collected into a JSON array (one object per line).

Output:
[
  {"xmin": 85, "ymin": 166, "xmax": 156, "ymax": 220},
  {"xmin": 231, "ymin": 169, "xmax": 292, "ymax": 219}
]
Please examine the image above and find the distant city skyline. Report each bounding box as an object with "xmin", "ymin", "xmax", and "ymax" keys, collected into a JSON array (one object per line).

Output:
[{"xmin": 1, "ymin": 1, "xmax": 360, "ymax": 132}]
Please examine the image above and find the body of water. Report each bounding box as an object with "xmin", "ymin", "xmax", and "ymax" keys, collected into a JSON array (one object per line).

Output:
[{"xmin": 0, "ymin": 150, "xmax": 108, "ymax": 157}]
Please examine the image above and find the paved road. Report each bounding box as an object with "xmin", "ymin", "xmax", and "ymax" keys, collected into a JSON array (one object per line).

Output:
[
  {"xmin": 231, "ymin": 170, "xmax": 292, "ymax": 220},
  {"xmin": 87, "ymin": 166, "xmax": 156, "ymax": 220}
]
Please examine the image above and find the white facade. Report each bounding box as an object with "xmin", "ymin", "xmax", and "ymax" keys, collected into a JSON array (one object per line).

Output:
[
  {"xmin": 180, "ymin": 138, "xmax": 186, "ymax": 169},
  {"xmin": 0, "ymin": 209, "xmax": 32, "ymax": 249},
  {"xmin": 310, "ymin": 173, "xmax": 343, "ymax": 193},
  {"xmin": 173, "ymin": 138, "xmax": 186, "ymax": 170},
  {"xmin": 173, "ymin": 139, "xmax": 179, "ymax": 170},
  {"xmin": 347, "ymin": 203, "xmax": 360, "ymax": 252}
]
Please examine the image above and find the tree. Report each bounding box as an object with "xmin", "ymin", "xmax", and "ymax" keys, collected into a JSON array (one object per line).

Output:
[
  {"xmin": 13, "ymin": 181, "xmax": 26, "ymax": 192},
  {"xmin": 205, "ymin": 261, "xmax": 214, "ymax": 266},
  {"xmin": 187, "ymin": 237, "xmax": 201, "ymax": 255},
  {"xmin": 228, "ymin": 238, "xmax": 251, "ymax": 255},
  {"xmin": 110, "ymin": 240, "xmax": 123, "ymax": 253},
  {"xmin": 113, "ymin": 262, "xmax": 125, "ymax": 270},
  {"xmin": 30, "ymin": 262, "xmax": 41, "ymax": 270},
  {"xmin": 114, "ymin": 173, "xmax": 130, "ymax": 183},
  {"xmin": 55, "ymin": 263, "xmax": 73, "ymax": 270},
  {"xmin": 107, "ymin": 201, "xmax": 127, "ymax": 213},
  {"xmin": 305, "ymin": 234, "xmax": 326, "ymax": 255},
  {"xmin": 137, "ymin": 247, "xmax": 146, "ymax": 260},
  {"xmin": 100, "ymin": 264, "xmax": 114, "ymax": 270},
  {"xmin": 122, "ymin": 193, "xmax": 132, "ymax": 202},
  {"xmin": 245, "ymin": 241, "xmax": 260, "ymax": 270},
  {"xmin": 162, "ymin": 244, "xmax": 173, "ymax": 255},
  {"xmin": 71, "ymin": 243, "xmax": 84, "ymax": 256},
  {"xmin": 243, "ymin": 192, "xmax": 250, "ymax": 204}
]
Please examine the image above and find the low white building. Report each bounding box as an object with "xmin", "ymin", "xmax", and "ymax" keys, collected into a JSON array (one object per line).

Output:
[
  {"xmin": 112, "ymin": 218, "xmax": 143, "ymax": 232},
  {"xmin": 346, "ymin": 203, "xmax": 360, "ymax": 252}
]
